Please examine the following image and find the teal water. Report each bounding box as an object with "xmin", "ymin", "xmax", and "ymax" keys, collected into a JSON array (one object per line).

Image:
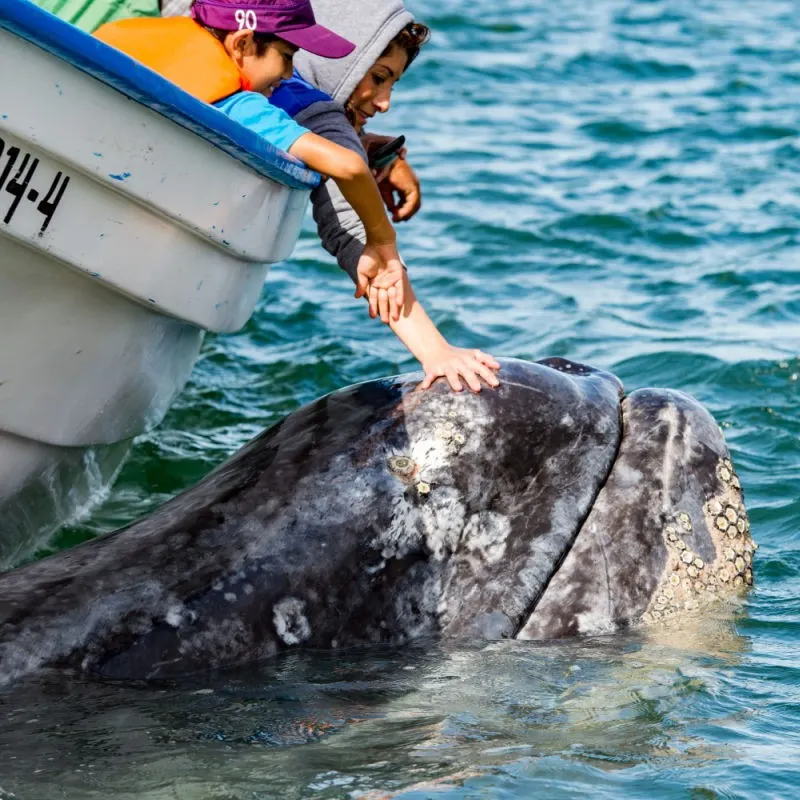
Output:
[{"xmin": 2, "ymin": 0, "xmax": 799, "ymax": 797}]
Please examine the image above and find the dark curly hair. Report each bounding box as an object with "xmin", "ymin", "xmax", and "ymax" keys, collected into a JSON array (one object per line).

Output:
[{"xmin": 384, "ymin": 21, "xmax": 431, "ymax": 69}]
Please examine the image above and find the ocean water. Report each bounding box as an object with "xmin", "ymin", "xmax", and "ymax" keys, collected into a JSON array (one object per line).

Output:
[{"xmin": 2, "ymin": 0, "xmax": 799, "ymax": 797}]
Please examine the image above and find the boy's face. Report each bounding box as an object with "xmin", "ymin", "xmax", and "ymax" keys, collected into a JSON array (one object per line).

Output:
[
  {"xmin": 253, "ymin": 40, "xmax": 298, "ymax": 96},
  {"xmin": 225, "ymin": 32, "xmax": 297, "ymax": 96}
]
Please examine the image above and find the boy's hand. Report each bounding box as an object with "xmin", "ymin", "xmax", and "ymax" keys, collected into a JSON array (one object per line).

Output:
[
  {"xmin": 419, "ymin": 346, "xmax": 501, "ymax": 393},
  {"xmin": 355, "ymin": 242, "xmax": 406, "ymax": 323}
]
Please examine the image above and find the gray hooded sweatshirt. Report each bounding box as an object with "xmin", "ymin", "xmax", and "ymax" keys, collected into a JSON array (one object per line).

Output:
[{"xmin": 292, "ymin": 0, "xmax": 413, "ymax": 283}]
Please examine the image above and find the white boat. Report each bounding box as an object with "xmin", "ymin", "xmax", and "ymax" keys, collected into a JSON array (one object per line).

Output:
[{"xmin": 0, "ymin": 0, "xmax": 319, "ymax": 565}]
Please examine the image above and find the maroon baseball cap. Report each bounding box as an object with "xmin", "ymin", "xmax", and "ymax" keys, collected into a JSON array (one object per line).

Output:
[{"xmin": 191, "ymin": 0, "xmax": 355, "ymax": 59}]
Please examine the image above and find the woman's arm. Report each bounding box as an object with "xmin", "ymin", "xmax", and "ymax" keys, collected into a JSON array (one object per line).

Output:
[
  {"xmin": 390, "ymin": 275, "xmax": 500, "ymax": 393},
  {"xmin": 292, "ymin": 105, "xmax": 500, "ymax": 392}
]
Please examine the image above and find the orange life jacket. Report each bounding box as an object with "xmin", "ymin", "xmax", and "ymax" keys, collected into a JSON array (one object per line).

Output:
[{"xmin": 94, "ymin": 17, "xmax": 250, "ymax": 104}]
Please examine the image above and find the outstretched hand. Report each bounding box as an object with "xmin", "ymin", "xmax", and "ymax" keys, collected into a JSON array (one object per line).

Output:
[
  {"xmin": 355, "ymin": 242, "xmax": 406, "ymax": 323},
  {"xmin": 419, "ymin": 346, "xmax": 501, "ymax": 393}
]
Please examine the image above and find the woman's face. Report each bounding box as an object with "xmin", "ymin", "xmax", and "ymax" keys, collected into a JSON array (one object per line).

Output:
[{"xmin": 347, "ymin": 44, "xmax": 409, "ymax": 133}]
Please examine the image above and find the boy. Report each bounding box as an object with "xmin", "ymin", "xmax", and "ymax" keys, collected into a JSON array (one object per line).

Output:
[{"xmin": 95, "ymin": 0, "xmax": 405, "ymax": 322}]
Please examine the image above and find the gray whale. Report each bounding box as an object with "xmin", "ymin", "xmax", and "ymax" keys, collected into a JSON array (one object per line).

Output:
[{"xmin": 0, "ymin": 358, "xmax": 755, "ymax": 685}]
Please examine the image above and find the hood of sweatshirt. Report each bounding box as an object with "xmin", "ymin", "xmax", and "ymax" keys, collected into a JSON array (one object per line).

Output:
[{"xmin": 293, "ymin": 0, "xmax": 413, "ymax": 107}]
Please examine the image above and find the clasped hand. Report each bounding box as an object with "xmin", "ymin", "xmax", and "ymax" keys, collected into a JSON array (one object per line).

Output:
[{"xmin": 355, "ymin": 241, "xmax": 406, "ymax": 323}]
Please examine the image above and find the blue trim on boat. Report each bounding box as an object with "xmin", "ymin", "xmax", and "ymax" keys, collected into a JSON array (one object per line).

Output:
[{"xmin": 0, "ymin": 0, "xmax": 320, "ymax": 191}]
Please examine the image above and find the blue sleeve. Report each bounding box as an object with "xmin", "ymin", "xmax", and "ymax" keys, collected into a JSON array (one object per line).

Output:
[{"xmin": 214, "ymin": 92, "xmax": 308, "ymax": 154}]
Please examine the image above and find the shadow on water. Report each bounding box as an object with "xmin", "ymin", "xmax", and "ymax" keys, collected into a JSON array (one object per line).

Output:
[{"xmin": 0, "ymin": 612, "xmax": 754, "ymax": 800}]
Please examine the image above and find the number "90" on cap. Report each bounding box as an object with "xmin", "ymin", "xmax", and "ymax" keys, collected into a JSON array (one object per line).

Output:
[{"xmin": 234, "ymin": 9, "xmax": 258, "ymax": 30}]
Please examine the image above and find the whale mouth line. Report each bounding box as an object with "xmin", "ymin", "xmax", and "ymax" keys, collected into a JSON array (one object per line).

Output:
[{"xmin": 511, "ymin": 398, "xmax": 626, "ymax": 640}]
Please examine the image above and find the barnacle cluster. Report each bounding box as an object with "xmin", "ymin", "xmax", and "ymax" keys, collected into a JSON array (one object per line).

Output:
[
  {"xmin": 434, "ymin": 417, "xmax": 466, "ymax": 450},
  {"xmin": 386, "ymin": 409, "xmax": 469, "ymax": 497},
  {"xmin": 641, "ymin": 457, "xmax": 756, "ymax": 625}
]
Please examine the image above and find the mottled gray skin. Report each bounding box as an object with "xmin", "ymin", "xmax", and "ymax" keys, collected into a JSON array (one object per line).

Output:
[
  {"xmin": 0, "ymin": 358, "xmax": 621, "ymax": 685},
  {"xmin": 520, "ymin": 388, "xmax": 754, "ymax": 639},
  {"xmin": 0, "ymin": 358, "xmax": 751, "ymax": 686}
]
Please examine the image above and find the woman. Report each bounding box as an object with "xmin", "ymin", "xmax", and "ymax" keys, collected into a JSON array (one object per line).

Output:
[{"xmin": 266, "ymin": 0, "xmax": 500, "ymax": 392}]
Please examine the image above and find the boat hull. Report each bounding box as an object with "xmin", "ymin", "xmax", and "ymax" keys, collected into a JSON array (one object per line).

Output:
[{"xmin": 0, "ymin": 0, "xmax": 320, "ymax": 560}]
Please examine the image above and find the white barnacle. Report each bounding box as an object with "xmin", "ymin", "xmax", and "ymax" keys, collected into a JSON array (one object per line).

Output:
[
  {"xmin": 665, "ymin": 525, "xmax": 678, "ymax": 541},
  {"xmin": 272, "ymin": 598, "xmax": 311, "ymax": 646},
  {"xmin": 435, "ymin": 423, "xmax": 454, "ymax": 441},
  {"xmin": 224, "ymin": 592, "xmax": 237, "ymax": 603},
  {"xmin": 388, "ymin": 455, "xmax": 416, "ymax": 479}
]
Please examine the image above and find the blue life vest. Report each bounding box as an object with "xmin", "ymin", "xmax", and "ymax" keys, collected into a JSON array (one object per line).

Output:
[{"xmin": 270, "ymin": 70, "xmax": 332, "ymax": 118}]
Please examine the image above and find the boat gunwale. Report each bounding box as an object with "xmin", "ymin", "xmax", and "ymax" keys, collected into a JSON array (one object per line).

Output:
[{"xmin": 0, "ymin": 0, "xmax": 321, "ymax": 192}]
